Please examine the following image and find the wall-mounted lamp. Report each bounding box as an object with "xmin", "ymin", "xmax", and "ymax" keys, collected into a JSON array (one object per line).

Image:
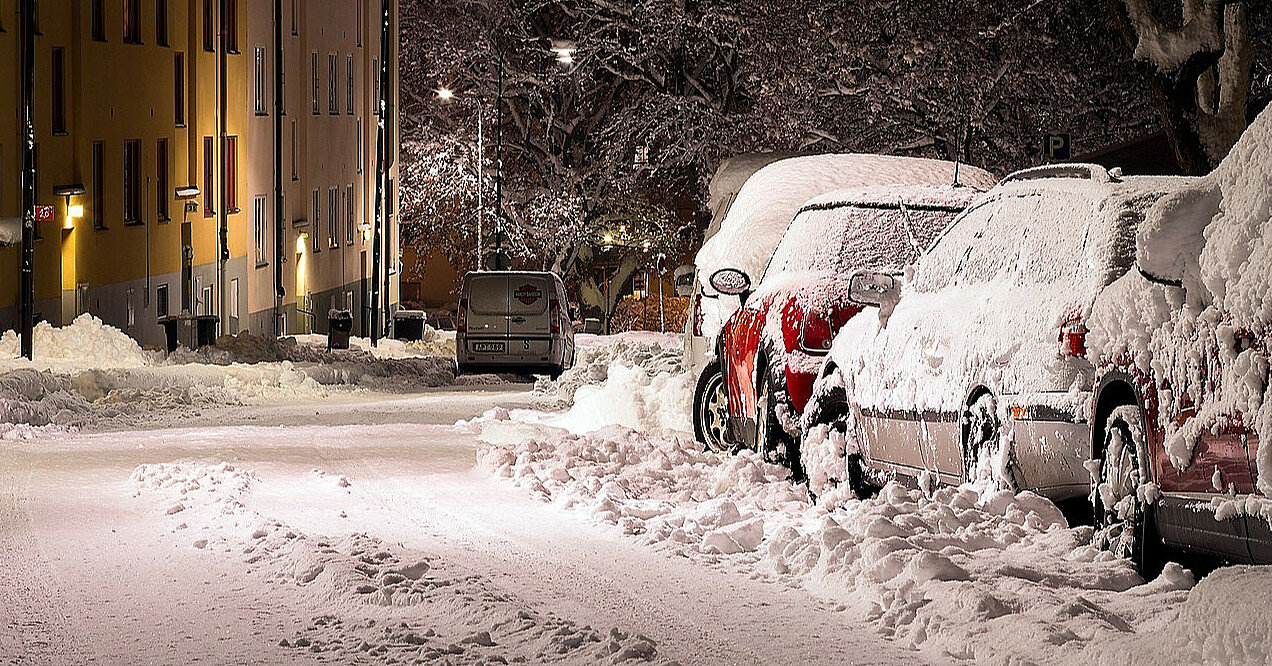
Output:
[
  {"xmin": 176, "ymin": 186, "xmax": 200, "ymax": 214},
  {"xmin": 295, "ymin": 232, "xmax": 309, "ymax": 254},
  {"xmin": 53, "ymin": 184, "xmax": 86, "ymax": 230}
]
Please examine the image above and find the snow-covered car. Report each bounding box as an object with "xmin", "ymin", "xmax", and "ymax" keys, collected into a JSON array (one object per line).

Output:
[
  {"xmin": 690, "ymin": 154, "xmax": 995, "ymax": 451},
  {"xmin": 803, "ymin": 164, "xmax": 1191, "ymax": 507},
  {"xmin": 708, "ymin": 185, "xmax": 983, "ymax": 473},
  {"xmin": 1086, "ymin": 106, "xmax": 1272, "ymax": 573}
]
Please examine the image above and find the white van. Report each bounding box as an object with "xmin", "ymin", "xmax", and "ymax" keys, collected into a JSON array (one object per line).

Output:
[{"xmin": 456, "ymin": 271, "xmax": 575, "ymax": 377}]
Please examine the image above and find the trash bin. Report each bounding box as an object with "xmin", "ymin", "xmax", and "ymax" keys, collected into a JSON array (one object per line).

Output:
[
  {"xmin": 157, "ymin": 315, "xmax": 180, "ymax": 353},
  {"xmin": 328, "ymin": 309, "xmax": 353, "ymax": 350},
  {"xmin": 393, "ymin": 309, "xmax": 426, "ymax": 342},
  {"xmin": 195, "ymin": 315, "xmax": 220, "ymax": 348}
]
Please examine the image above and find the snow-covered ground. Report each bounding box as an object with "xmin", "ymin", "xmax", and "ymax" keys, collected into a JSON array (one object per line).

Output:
[{"xmin": 3, "ymin": 326, "xmax": 1271, "ymax": 664}]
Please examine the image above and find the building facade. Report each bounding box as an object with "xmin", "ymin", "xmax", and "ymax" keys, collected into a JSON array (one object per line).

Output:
[{"xmin": 0, "ymin": 0, "xmax": 400, "ymax": 347}]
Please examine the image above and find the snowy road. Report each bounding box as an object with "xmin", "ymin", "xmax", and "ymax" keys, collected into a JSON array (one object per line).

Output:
[{"xmin": 0, "ymin": 387, "xmax": 926, "ymax": 666}]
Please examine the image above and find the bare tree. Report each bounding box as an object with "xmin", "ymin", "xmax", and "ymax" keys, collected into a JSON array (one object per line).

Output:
[{"xmin": 1118, "ymin": 0, "xmax": 1255, "ymax": 172}]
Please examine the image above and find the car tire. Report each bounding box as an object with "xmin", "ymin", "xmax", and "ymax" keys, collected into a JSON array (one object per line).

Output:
[
  {"xmin": 693, "ymin": 364, "xmax": 731, "ymax": 453},
  {"xmin": 755, "ymin": 371, "xmax": 803, "ymax": 480},
  {"xmin": 961, "ymin": 393, "xmax": 1017, "ymax": 491},
  {"xmin": 1093, "ymin": 404, "xmax": 1164, "ymax": 578}
]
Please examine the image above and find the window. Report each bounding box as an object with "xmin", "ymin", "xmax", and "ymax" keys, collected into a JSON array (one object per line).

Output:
[
  {"xmin": 224, "ymin": 136, "xmax": 238, "ymax": 212},
  {"xmin": 203, "ymin": 136, "xmax": 214, "ymax": 215},
  {"xmin": 202, "ymin": 285, "xmax": 213, "ymax": 316},
  {"xmin": 203, "ymin": 0, "xmax": 214, "ymax": 51},
  {"xmin": 280, "ymin": 49, "xmax": 286, "ymax": 112},
  {"xmin": 356, "ymin": 118, "xmax": 363, "ymax": 174},
  {"xmin": 224, "ymin": 0, "xmax": 238, "ymax": 53},
  {"xmin": 92, "ymin": 0, "xmax": 105, "ymax": 41},
  {"xmin": 346, "ymin": 184, "xmax": 354, "ymax": 245},
  {"xmin": 311, "ymin": 189, "xmax": 321, "ymax": 252},
  {"xmin": 174, "ymin": 53, "xmax": 186, "ymax": 125},
  {"xmin": 51, "ymin": 48, "xmax": 66, "ymax": 134},
  {"xmin": 229, "ymin": 278, "xmax": 240, "ymax": 334},
  {"xmin": 311, "ymin": 52, "xmax": 319, "ymax": 114},
  {"xmin": 156, "ymin": 0, "xmax": 168, "ymax": 46},
  {"xmin": 92, "ymin": 141, "xmax": 105, "ymax": 229},
  {"xmin": 124, "ymin": 0, "xmax": 141, "ymax": 43},
  {"xmin": 328, "ymin": 53, "xmax": 338, "ymax": 115},
  {"xmin": 346, "ymin": 55, "xmax": 354, "ymax": 114},
  {"xmin": 123, "ymin": 140, "xmax": 141, "ymax": 224},
  {"xmin": 157, "ymin": 284, "xmax": 169, "ymax": 318},
  {"xmin": 356, "ymin": 0, "xmax": 363, "ymax": 46},
  {"xmin": 253, "ymin": 195, "xmax": 267, "ymax": 266},
  {"xmin": 127, "ymin": 289, "xmax": 135, "ymax": 328},
  {"xmin": 254, "ymin": 46, "xmax": 267, "ymax": 115},
  {"xmin": 290, "ymin": 121, "xmax": 298, "ymax": 180},
  {"xmin": 328, "ymin": 187, "xmax": 339, "ymax": 248},
  {"xmin": 156, "ymin": 139, "xmax": 169, "ymax": 221},
  {"xmin": 290, "ymin": 0, "xmax": 298, "ymax": 35}
]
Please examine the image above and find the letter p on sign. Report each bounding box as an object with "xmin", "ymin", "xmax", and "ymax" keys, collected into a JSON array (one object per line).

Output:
[{"xmin": 1044, "ymin": 133, "xmax": 1071, "ymax": 161}]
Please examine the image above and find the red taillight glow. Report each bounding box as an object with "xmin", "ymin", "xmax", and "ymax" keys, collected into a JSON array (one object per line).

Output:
[
  {"xmin": 549, "ymin": 298, "xmax": 561, "ymax": 334},
  {"xmin": 800, "ymin": 309, "xmax": 835, "ymax": 353},
  {"xmin": 1058, "ymin": 314, "xmax": 1087, "ymax": 357},
  {"xmin": 457, "ymin": 296, "xmax": 468, "ymax": 333},
  {"xmin": 692, "ymin": 292, "xmax": 704, "ymax": 337}
]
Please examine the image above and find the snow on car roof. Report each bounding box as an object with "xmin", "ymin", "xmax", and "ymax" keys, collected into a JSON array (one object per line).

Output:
[{"xmin": 695, "ymin": 154, "xmax": 998, "ymax": 286}]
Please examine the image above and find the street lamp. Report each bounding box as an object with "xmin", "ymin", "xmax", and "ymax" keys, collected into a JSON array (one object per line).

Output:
[{"xmin": 436, "ymin": 86, "xmax": 454, "ymax": 100}]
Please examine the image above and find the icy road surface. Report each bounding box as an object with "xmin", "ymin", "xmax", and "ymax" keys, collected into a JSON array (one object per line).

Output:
[{"xmin": 0, "ymin": 386, "xmax": 924, "ymax": 666}]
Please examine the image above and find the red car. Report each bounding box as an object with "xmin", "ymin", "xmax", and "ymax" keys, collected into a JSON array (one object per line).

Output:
[{"xmin": 709, "ymin": 185, "xmax": 983, "ymax": 473}]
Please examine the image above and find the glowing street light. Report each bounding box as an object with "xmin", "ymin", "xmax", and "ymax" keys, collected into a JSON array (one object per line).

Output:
[
  {"xmin": 549, "ymin": 39, "xmax": 576, "ymax": 66},
  {"xmin": 436, "ymin": 86, "xmax": 455, "ymax": 100}
]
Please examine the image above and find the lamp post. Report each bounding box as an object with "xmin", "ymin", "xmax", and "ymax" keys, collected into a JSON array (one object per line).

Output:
[{"xmin": 18, "ymin": 0, "xmax": 37, "ymax": 360}]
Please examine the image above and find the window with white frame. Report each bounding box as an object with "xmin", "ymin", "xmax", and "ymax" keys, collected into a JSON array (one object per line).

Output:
[
  {"xmin": 346, "ymin": 184, "xmax": 354, "ymax": 245},
  {"xmin": 253, "ymin": 195, "xmax": 267, "ymax": 266},
  {"xmin": 253, "ymin": 46, "xmax": 267, "ymax": 115},
  {"xmin": 328, "ymin": 53, "xmax": 338, "ymax": 115},
  {"xmin": 311, "ymin": 189, "xmax": 321, "ymax": 252},
  {"xmin": 328, "ymin": 187, "xmax": 339, "ymax": 248}
]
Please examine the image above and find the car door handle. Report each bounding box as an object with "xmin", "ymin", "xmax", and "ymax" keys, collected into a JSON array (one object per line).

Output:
[{"xmin": 509, "ymin": 316, "xmax": 526, "ymax": 323}]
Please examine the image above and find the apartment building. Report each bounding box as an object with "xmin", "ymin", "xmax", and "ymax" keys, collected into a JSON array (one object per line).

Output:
[{"xmin": 0, "ymin": 0, "xmax": 400, "ymax": 347}]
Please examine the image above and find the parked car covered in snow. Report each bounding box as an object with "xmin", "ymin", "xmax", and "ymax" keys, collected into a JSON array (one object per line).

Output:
[
  {"xmin": 1085, "ymin": 106, "xmax": 1272, "ymax": 573},
  {"xmin": 802, "ymin": 164, "xmax": 1191, "ymax": 507},
  {"xmin": 456, "ymin": 271, "xmax": 575, "ymax": 378},
  {"xmin": 707, "ymin": 185, "xmax": 983, "ymax": 473},
  {"xmin": 690, "ymin": 154, "xmax": 995, "ymax": 451}
]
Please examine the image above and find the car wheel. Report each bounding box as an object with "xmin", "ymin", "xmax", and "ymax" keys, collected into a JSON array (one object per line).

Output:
[
  {"xmin": 755, "ymin": 372, "xmax": 803, "ymax": 480},
  {"xmin": 802, "ymin": 366, "xmax": 880, "ymax": 499},
  {"xmin": 693, "ymin": 364, "xmax": 731, "ymax": 453},
  {"xmin": 1093, "ymin": 404, "xmax": 1163, "ymax": 578},
  {"xmin": 961, "ymin": 393, "xmax": 1016, "ymax": 491}
]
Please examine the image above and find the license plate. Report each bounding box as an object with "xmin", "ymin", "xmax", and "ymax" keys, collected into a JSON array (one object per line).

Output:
[{"xmin": 473, "ymin": 341, "xmax": 505, "ymax": 353}]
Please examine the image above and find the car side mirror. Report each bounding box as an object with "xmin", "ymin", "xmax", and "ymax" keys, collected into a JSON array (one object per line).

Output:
[
  {"xmin": 709, "ymin": 267, "xmax": 752, "ymax": 302},
  {"xmin": 848, "ymin": 270, "xmax": 902, "ymax": 323}
]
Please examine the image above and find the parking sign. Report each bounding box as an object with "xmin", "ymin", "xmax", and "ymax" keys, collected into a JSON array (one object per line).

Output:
[{"xmin": 1043, "ymin": 133, "xmax": 1071, "ymax": 161}]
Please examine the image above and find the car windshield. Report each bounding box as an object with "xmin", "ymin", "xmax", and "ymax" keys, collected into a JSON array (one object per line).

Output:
[{"xmin": 764, "ymin": 203, "xmax": 961, "ymax": 280}]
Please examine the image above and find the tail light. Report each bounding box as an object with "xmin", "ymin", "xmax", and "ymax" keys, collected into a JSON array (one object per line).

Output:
[
  {"xmin": 1058, "ymin": 314, "xmax": 1087, "ymax": 358},
  {"xmin": 457, "ymin": 296, "xmax": 468, "ymax": 333},
  {"xmin": 549, "ymin": 298, "xmax": 561, "ymax": 334},
  {"xmin": 799, "ymin": 309, "xmax": 836, "ymax": 353},
  {"xmin": 692, "ymin": 292, "xmax": 704, "ymax": 337}
]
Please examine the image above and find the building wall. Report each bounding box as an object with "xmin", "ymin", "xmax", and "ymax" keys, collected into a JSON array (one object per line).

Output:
[{"xmin": 0, "ymin": 0, "xmax": 399, "ymax": 346}]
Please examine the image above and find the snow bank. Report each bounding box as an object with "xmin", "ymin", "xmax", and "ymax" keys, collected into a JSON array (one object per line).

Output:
[
  {"xmin": 474, "ymin": 420, "xmax": 1272, "ymax": 664},
  {"xmin": 533, "ymin": 333, "xmax": 689, "ymax": 435},
  {"xmin": 0, "ymin": 314, "xmax": 155, "ymax": 372},
  {"xmin": 131, "ymin": 459, "xmax": 676, "ymax": 665}
]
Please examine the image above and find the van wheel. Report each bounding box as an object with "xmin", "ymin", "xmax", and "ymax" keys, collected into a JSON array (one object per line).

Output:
[
  {"xmin": 755, "ymin": 373, "xmax": 802, "ymax": 481},
  {"xmin": 961, "ymin": 393, "xmax": 1016, "ymax": 491},
  {"xmin": 1093, "ymin": 404, "xmax": 1164, "ymax": 578},
  {"xmin": 693, "ymin": 365, "xmax": 730, "ymax": 453},
  {"xmin": 548, "ymin": 365, "xmax": 564, "ymax": 380}
]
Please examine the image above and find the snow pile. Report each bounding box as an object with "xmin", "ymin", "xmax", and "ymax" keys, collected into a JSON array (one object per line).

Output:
[
  {"xmin": 291, "ymin": 327, "xmax": 457, "ymax": 359},
  {"xmin": 0, "ymin": 314, "xmax": 155, "ymax": 372},
  {"xmin": 694, "ymin": 155, "xmax": 996, "ymax": 344},
  {"xmin": 533, "ymin": 333, "xmax": 689, "ymax": 435},
  {"xmin": 131, "ymin": 460, "xmax": 676, "ymax": 665},
  {"xmin": 475, "ymin": 421, "xmax": 1272, "ymax": 663},
  {"xmin": 0, "ymin": 369, "xmax": 92, "ymax": 435}
]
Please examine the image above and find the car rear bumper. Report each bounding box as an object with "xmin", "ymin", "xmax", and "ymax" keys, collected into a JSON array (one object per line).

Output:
[{"xmin": 457, "ymin": 334, "xmax": 566, "ymax": 368}]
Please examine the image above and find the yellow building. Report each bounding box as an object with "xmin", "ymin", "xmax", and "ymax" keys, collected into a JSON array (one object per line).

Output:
[{"xmin": 0, "ymin": 0, "xmax": 400, "ymax": 347}]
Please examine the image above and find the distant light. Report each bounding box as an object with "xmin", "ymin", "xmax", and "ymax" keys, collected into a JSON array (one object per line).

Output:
[
  {"xmin": 436, "ymin": 87, "xmax": 455, "ymax": 100},
  {"xmin": 602, "ymin": 233, "xmax": 614, "ymax": 244},
  {"xmin": 549, "ymin": 39, "xmax": 576, "ymax": 66}
]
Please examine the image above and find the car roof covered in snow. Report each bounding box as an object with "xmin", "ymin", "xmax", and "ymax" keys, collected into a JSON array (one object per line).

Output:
[{"xmin": 798, "ymin": 183, "xmax": 986, "ymax": 212}]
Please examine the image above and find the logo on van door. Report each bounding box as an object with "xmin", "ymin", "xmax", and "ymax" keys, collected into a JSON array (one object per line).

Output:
[{"xmin": 514, "ymin": 283, "xmax": 543, "ymax": 306}]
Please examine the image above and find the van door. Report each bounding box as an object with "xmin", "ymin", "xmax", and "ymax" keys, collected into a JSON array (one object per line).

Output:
[
  {"xmin": 508, "ymin": 277, "xmax": 551, "ymax": 338},
  {"xmin": 466, "ymin": 273, "xmax": 509, "ymax": 338}
]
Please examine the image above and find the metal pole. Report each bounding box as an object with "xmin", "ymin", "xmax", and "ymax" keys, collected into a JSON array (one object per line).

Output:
[
  {"xmin": 476, "ymin": 104, "xmax": 483, "ymax": 270},
  {"xmin": 493, "ymin": 44, "xmax": 504, "ymax": 266},
  {"xmin": 19, "ymin": 0, "xmax": 36, "ymax": 360},
  {"xmin": 370, "ymin": 0, "xmax": 390, "ymax": 345},
  {"xmin": 273, "ymin": 0, "xmax": 285, "ymax": 335},
  {"xmin": 217, "ymin": 0, "xmax": 229, "ymax": 334}
]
